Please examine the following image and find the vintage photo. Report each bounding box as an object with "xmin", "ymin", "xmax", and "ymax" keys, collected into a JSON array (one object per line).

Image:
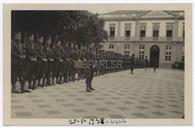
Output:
[{"xmin": 3, "ymin": 4, "xmax": 192, "ymax": 125}]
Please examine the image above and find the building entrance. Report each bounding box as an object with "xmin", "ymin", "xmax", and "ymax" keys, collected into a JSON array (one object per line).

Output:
[{"xmin": 150, "ymin": 45, "xmax": 160, "ymax": 67}]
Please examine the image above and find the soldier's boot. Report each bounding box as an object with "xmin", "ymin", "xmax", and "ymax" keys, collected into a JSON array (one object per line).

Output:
[
  {"xmin": 42, "ymin": 78, "xmax": 46, "ymax": 87},
  {"xmin": 59, "ymin": 76, "xmax": 63, "ymax": 84},
  {"xmin": 37, "ymin": 79, "xmax": 41, "ymax": 87},
  {"xmin": 32, "ymin": 79, "xmax": 36, "ymax": 90},
  {"xmin": 86, "ymin": 86, "xmax": 92, "ymax": 92},
  {"xmin": 63, "ymin": 74, "xmax": 67, "ymax": 83},
  {"xmin": 20, "ymin": 78, "xmax": 25, "ymax": 93},
  {"xmin": 28, "ymin": 80, "xmax": 32, "ymax": 89},
  {"xmin": 56, "ymin": 77, "xmax": 59, "ymax": 84},
  {"xmin": 46, "ymin": 77, "xmax": 50, "ymax": 86},
  {"xmin": 86, "ymin": 79, "xmax": 91, "ymax": 92},
  {"xmin": 89, "ymin": 85, "xmax": 95, "ymax": 90},
  {"xmin": 89, "ymin": 80, "xmax": 95, "ymax": 91},
  {"xmin": 21, "ymin": 79, "xmax": 31, "ymax": 93},
  {"xmin": 56, "ymin": 76, "xmax": 59, "ymax": 84},
  {"xmin": 52, "ymin": 77, "xmax": 55, "ymax": 85}
]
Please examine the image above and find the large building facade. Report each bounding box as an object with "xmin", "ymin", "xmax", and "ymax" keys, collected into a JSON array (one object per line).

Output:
[{"xmin": 99, "ymin": 10, "xmax": 185, "ymax": 68}]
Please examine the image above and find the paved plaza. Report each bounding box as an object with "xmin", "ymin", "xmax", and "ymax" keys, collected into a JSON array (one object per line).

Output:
[{"xmin": 11, "ymin": 69, "xmax": 184, "ymax": 119}]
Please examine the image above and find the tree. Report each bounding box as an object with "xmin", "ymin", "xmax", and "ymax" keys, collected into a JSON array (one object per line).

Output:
[{"xmin": 11, "ymin": 11, "xmax": 108, "ymax": 47}]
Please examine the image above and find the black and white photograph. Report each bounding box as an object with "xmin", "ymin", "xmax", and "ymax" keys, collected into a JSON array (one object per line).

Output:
[{"xmin": 2, "ymin": 3, "xmax": 192, "ymax": 126}]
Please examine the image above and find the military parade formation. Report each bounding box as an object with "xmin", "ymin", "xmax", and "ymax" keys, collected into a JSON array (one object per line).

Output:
[{"xmin": 11, "ymin": 32, "xmax": 158, "ymax": 93}]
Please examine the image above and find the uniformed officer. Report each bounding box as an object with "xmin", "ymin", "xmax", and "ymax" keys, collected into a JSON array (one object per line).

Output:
[
  {"xmin": 25, "ymin": 33, "xmax": 37, "ymax": 90},
  {"xmin": 144, "ymin": 56, "xmax": 149, "ymax": 71},
  {"xmin": 153, "ymin": 57, "xmax": 158, "ymax": 73},
  {"xmin": 85, "ymin": 49, "xmax": 95, "ymax": 92},
  {"xmin": 11, "ymin": 32, "xmax": 28, "ymax": 93},
  {"xmin": 130, "ymin": 54, "xmax": 135, "ymax": 74}
]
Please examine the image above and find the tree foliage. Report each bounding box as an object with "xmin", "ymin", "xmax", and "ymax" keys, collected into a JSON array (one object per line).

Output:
[{"xmin": 11, "ymin": 11, "xmax": 108, "ymax": 47}]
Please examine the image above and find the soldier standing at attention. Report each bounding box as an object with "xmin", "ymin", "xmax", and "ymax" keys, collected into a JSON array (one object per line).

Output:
[
  {"xmin": 11, "ymin": 32, "xmax": 29, "ymax": 93},
  {"xmin": 130, "ymin": 54, "xmax": 135, "ymax": 74},
  {"xmin": 36, "ymin": 35, "xmax": 47, "ymax": 87},
  {"xmin": 144, "ymin": 56, "xmax": 149, "ymax": 71},
  {"xmin": 53, "ymin": 39, "xmax": 63, "ymax": 84},
  {"xmin": 85, "ymin": 49, "xmax": 95, "ymax": 92},
  {"xmin": 45, "ymin": 36, "xmax": 54, "ymax": 86},
  {"xmin": 61, "ymin": 43, "xmax": 68, "ymax": 83},
  {"xmin": 25, "ymin": 33, "xmax": 37, "ymax": 90}
]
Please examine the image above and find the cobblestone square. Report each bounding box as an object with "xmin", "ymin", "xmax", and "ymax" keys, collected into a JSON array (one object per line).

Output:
[{"xmin": 11, "ymin": 69, "xmax": 184, "ymax": 119}]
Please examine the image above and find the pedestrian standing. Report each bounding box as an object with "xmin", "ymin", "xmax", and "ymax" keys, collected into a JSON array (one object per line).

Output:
[{"xmin": 130, "ymin": 54, "xmax": 135, "ymax": 74}]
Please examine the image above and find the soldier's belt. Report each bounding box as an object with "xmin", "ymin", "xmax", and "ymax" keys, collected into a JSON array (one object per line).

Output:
[
  {"xmin": 29, "ymin": 57, "xmax": 37, "ymax": 61},
  {"xmin": 49, "ymin": 58, "xmax": 54, "ymax": 62},
  {"xmin": 42, "ymin": 58, "xmax": 48, "ymax": 62}
]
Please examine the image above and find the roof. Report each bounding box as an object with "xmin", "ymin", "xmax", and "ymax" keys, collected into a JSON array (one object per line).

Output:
[
  {"xmin": 99, "ymin": 10, "xmax": 184, "ymax": 19},
  {"xmin": 102, "ymin": 10, "xmax": 146, "ymax": 15}
]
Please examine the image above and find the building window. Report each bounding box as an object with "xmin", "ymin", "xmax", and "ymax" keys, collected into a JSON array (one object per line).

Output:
[
  {"xmin": 153, "ymin": 23, "xmax": 160, "ymax": 38},
  {"xmin": 109, "ymin": 24, "xmax": 115, "ymax": 37},
  {"xmin": 139, "ymin": 44, "xmax": 145, "ymax": 60},
  {"xmin": 165, "ymin": 44, "xmax": 171, "ymax": 61},
  {"xmin": 125, "ymin": 23, "xmax": 131, "ymax": 38},
  {"xmin": 139, "ymin": 51, "xmax": 145, "ymax": 60},
  {"xmin": 139, "ymin": 44, "xmax": 145, "ymax": 50},
  {"xmin": 166, "ymin": 44, "xmax": 172, "ymax": 50},
  {"xmin": 165, "ymin": 52, "xmax": 171, "ymax": 61},
  {"xmin": 109, "ymin": 44, "xmax": 114, "ymax": 49},
  {"xmin": 166, "ymin": 30, "xmax": 173, "ymax": 37},
  {"xmin": 166, "ymin": 23, "xmax": 174, "ymax": 38},
  {"xmin": 140, "ymin": 23, "xmax": 146, "ymax": 37},
  {"xmin": 124, "ymin": 44, "xmax": 130, "ymax": 49},
  {"xmin": 124, "ymin": 51, "xmax": 130, "ymax": 56}
]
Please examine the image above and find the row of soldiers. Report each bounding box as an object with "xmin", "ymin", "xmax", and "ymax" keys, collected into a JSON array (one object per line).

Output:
[{"xmin": 11, "ymin": 32, "xmax": 134, "ymax": 93}]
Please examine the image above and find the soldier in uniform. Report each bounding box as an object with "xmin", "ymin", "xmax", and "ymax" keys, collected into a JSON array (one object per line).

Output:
[
  {"xmin": 130, "ymin": 54, "xmax": 135, "ymax": 74},
  {"xmin": 153, "ymin": 57, "xmax": 158, "ymax": 73},
  {"xmin": 53, "ymin": 39, "xmax": 63, "ymax": 84},
  {"xmin": 36, "ymin": 35, "xmax": 48, "ymax": 87},
  {"xmin": 45, "ymin": 36, "xmax": 54, "ymax": 86},
  {"xmin": 25, "ymin": 33, "xmax": 37, "ymax": 90},
  {"xmin": 144, "ymin": 56, "xmax": 149, "ymax": 71},
  {"xmin": 11, "ymin": 32, "xmax": 29, "ymax": 93},
  {"xmin": 61, "ymin": 42, "xmax": 68, "ymax": 83},
  {"xmin": 85, "ymin": 49, "xmax": 95, "ymax": 92}
]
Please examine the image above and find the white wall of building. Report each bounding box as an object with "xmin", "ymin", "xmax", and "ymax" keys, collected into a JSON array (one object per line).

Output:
[{"xmin": 178, "ymin": 20, "xmax": 184, "ymax": 37}]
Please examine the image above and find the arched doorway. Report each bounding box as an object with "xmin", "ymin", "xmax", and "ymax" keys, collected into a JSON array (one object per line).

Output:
[{"xmin": 150, "ymin": 45, "xmax": 160, "ymax": 67}]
